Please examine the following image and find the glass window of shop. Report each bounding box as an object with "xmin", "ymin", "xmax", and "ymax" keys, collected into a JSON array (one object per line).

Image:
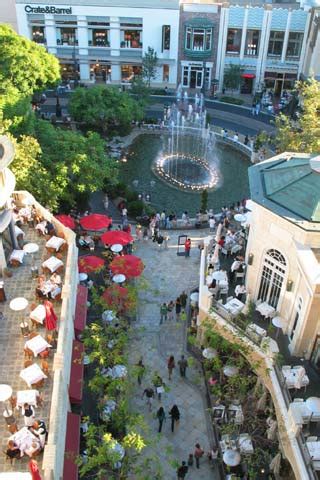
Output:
[
  {"xmin": 88, "ymin": 21, "xmax": 110, "ymax": 47},
  {"xmin": 60, "ymin": 63, "xmax": 79, "ymax": 81},
  {"xmin": 121, "ymin": 65, "xmax": 142, "ymax": 82},
  {"xmin": 245, "ymin": 30, "xmax": 260, "ymax": 56},
  {"xmin": 162, "ymin": 25, "xmax": 171, "ymax": 51},
  {"xmin": 268, "ymin": 31, "xmax": 284, "ymax": 57},
  {"xmin": 120, "ymin": 23, "xmax": 142, "ymax": 48},
  {"xmin": 286, "ymin": 32, "xmax": 303, "ymax": 59},
  {"xmin": 163, "ymin": 64, "xmax": 169, "ymax": 82},
  {"xmin": 31, "ymin": 25, "xmax": 46, "ymax": 44},
  {"xmin": 226, "ymin": 29, "xmax": 242, "ymax": 54},
  {"xmin": 56, "ymin": 21, "xmax": 77, "ymax": 45},
  {"xmin": 185, "ymin": 27, "xmax": 212, "ymax": 52},
  {"xmin": 90, "ymin": 62, "xmax": 111, "ymax": 81}
]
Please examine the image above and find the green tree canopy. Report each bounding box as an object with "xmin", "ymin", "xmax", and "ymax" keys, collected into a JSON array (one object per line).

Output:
[
  {"xmin": 69, "ymin": 85, "xmax": 144, "ymax": 134},
  {"xmin": 274, "ymin": 79, "xmax": 320, "ymax": 153},
  {"xmin": 142, "ymin": 47, "xmax": 158, "ymax": 87},
  {"xmin": 223, "ymin": 64, "xmax": 243, "ymax": 91}
]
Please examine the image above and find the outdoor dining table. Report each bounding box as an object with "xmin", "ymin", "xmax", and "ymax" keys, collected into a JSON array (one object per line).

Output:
[
  {"xmin": 30, "ymin": 305, "xmax": 46, "ymax": 325},
  {"xmin": 224, "ymin": 298, "xmax": 245, "ymax": 316},
  {"xmin": 25, "ymin": 335, "xmax": 52, "ymax": 357},
  {"xmin": 245, "ymin": 323, "xmax": 267, "ymax": 343},
  {"xmin": 42, "ymin": 256, "xmax": 63, "ymax": 273},
  {"xmin": 288, "ymin": 401, "xmax": 311, "ymax": 425},
  {"xmin": 9, "ymin": 426, "xmax": 40, "ymax": 457},
  {"xmin": 282, "ymin": 366, "xmax": 309, "ymax": 389},
  {"xmin": 220, "ymin": 434, "xmax": 254, "ymax": 454},
  {"xmin": 228, "ymin": 404, "xmax": 244, "ymax": 425},
  {"xmin": 9, "ymin": 249, "xmax": 25, "ymax": 264},
  {"xmin": 16, "ymin": 389, "xmax": 39, "ymax": 408},
  {"xmin": 45, "ymin": 235, "xmax": 66, "ymax": 252},
  {"xmin": 306, "ymin": 442, "xmax": 320, "ymax": 470},
  {"xmin": 256, "ymin": 301, "xmax": 276, "ymax": 319},
  {"xmin": 20, "ymin": 363, "xmax": 47, "ymax": 388},
  {"xmin": 212, "ymin": 405, "xmax": 226, "ymax": 420}
]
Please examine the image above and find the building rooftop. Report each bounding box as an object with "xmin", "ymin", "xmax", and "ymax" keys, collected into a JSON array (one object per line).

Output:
[
  {"xmin": 249, "ymin": 153, "xmax": 320, "ymax": 231},
  {"xmin": 16, "ymin": 0, "xmax": 180, "ymax": 8}
]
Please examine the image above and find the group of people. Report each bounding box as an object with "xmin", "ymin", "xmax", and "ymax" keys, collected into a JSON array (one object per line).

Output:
[
  {"xmin": 160, "ymin": 291, "xmax": 187, "ymax": 324},
  {"xmin": 36, "ymin": 272, "xmax": 62, "ymax": 300}
]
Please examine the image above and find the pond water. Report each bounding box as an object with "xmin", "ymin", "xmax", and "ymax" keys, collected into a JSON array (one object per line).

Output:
[{"xmin": 120, "ymin": 134, "xmax": 250, "ymax": 216}]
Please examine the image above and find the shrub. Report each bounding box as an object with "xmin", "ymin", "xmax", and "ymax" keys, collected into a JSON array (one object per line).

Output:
[
  {"xmin": 127, "ymin": 200, "xmax": 144, "ymax": 217},
  {"xmin": 219, "ymin": 96, "xmax": 244, "ymax": 105}
]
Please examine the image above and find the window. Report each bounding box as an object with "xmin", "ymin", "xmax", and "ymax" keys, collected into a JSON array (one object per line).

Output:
[
  {"xmin": 120, "ymin": 23, "xmax": 142, "ymax": 48},
  {"xmin": 268, "ymin": 31, "xmax": 285, "ymax": 57},
  {"xmin": 290, "ymin": 297, "xmax": 302, "ymax": 340},
  {"xmin": 245, "ymin": 30, "xmax": 260, "ymax": 56},
  {"xmin": 163, "ymin": 65, "xmax": 169, "ymax": 82},
  {"xmin": 121, "ymin": 65, "xmax": 142, "ymax": 82},
  {"xmin": 257, "ymin": 249, "xmax": 286, "ymax": 309},
  {"xmin": 57, "ymin": 28, "xmax": 77, "ymax": 45},
  {"xmin": 226, "ymin": 29, "xmax": 242, "ymax": 54},
  {"xmin": 185, "ymin": 27, "xmax": 212, "ymax": 52},
  {"xmin": 89, "ymin": 29, "xmax": 109, "ymax": 47},
  {"xmin": 286, "ymin": 32, "xmax": 303, "ymax": 58},
  {"xmin": 183, "ymin": 66, "xmax": 189, "ymax": 87},
  {"xmin": 162, "ymin": 25, "xmax": 171, "ymax": 51},
  {"xmin": 32, "ymin": 26, "xmax": 45, "ymax": 44}
]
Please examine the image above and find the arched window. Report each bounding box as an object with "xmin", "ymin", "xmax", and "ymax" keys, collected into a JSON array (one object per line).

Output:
[{"xmin": 257, "ymin": 249, "xmax": 287, "ymax": 309}]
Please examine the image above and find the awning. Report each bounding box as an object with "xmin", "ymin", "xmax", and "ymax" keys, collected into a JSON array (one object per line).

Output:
[
  {"xmin": 185, "ymin": 17, "xmax": 214, "ymax": 28},
  {"xmin": 74, "ymin": 285, "xmax": 88, "ymax": 336},
  {"xmin": 241, "ymin": 73, "xmax": 255, "ymax": 79},
  {"xmin": 69, "ymin": 340, "xmax": 84, "ymax": 404},
  {"xmin": 63, "ymin": 412, "xmax": 80, "ymax": 480}
]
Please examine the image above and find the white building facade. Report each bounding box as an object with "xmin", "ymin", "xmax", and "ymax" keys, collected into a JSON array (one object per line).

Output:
[{"xmin": 15, "ymin": 0, "xmax": 180, "ymax": 86}]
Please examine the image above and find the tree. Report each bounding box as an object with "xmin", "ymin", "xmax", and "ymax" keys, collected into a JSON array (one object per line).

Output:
[
  {"xmin": 142, "ymin": 47, "xmax": 158, "ymax": 87},
  {"xmin": 223, "ymin": 64, "xmax": 243, "ymax": 92},
  {"xmin": 274, "ymin": 79, "xmax": 320, "ymax": 153},
  {"xmin": 200, "ymin": 189, "xmax": 208, "ymax": 212},
  {"xmin": 69, "ymin": 86, "xmax": 143, "ymax": 135},
  {"xmin": 130, "ymin": 75, "xmax": 150, "ymax": 108}
]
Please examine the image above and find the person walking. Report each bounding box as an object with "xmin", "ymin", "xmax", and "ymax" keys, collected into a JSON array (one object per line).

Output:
[
  {"xmin": 136, "ymin": 357, "xmax": 145, "ymax": 386},
  {"xmin": 180, "ymin": 291, "xmax": 187, "ymax": 311},
  {"xmin": 156, "ymin": 406, "xmax": 166, "ymax": 433},
  {"xmin": 167, "ymin": 355, "xmax": 175, "ymax": 380},
  {"xmin": 184, "ymin": 238, "xmax": 191, "ymax": 258},
  {"xmin": 160, "ymin": 302, "xmax": 168, "ymax": 324},
  {"xmin": 142, "ymin": 387, "xmax": 155, "ymax": 411},
  {"xmin": 178, "ymin": 355, "xmax": 188, "ymax": 378},
  {"xmin": 153, "ymin": 373, "xmax": 165, "ymax": 401},
  {"xmin": 194, "ymin": 443, "xmax": 204, "ymax": 469},
  {"xmin": 167, "ymin": 300, "xmax": 174, "ymax": 321},
  {"xmin": 175, "ymin": 297, "xmax": 182, "ymax": 321},
  {"xmin": 177, "ymin": 461, "xmax": 188, "ymax": 479},
  {"xmin": 169, "ymin": 404, "xmax": 180, "ymax": 432}
]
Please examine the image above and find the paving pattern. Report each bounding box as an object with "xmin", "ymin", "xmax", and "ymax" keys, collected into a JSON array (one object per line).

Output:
[{"xmin": 128, "ymin": 231, "xmax": 219, "ymax": 480}]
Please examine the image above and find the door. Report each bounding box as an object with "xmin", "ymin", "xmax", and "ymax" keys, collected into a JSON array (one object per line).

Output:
[
  {"xmin": 190, "ymin": 69, "xmax": 197, "ymax": 88},
  {"xmin": 196, "ymin": 69, "xmax": 203, "ymax": 88},
  {"xmin": 274, "ymin": 79, "xmax": 283, "ymax": 96},
  {"xmin": 257, "ymin": 249, "xmax": 286, "ymax": 309}
]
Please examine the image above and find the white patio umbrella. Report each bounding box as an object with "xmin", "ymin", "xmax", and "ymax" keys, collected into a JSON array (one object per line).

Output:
[
  {"xmin": 223, "ymin": 449, "xmax": 241, "ymax": 466},
  {"xmin": 202, "ymin": 347, "xmax": 218, "ymax": 359},
  {"xmin": 223, "ymin": 366, "xmax": 239, "ymax": 377},
  {"xmin": 0, "ymin": 384, "xmax": 13, "ymax": 415},
  {"xmin": 234, "ymin": 214, "xmax": 247, "ymax": 223},
  {"xmin": 306, "ymin": 397, "xmax": 320, "ymax": 420}
]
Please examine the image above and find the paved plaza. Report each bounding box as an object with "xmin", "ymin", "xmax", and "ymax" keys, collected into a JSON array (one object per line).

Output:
[{"xmin": 128, "ymin": 231, "xmax": 219, "ymax": 479}]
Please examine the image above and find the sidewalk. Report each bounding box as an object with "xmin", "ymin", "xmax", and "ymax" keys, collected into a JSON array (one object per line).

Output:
[{"xmin": 128, "ymin": 231, "xmax": 220, "ymax": 479}]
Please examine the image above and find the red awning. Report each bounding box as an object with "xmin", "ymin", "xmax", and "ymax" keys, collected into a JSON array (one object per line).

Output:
[
  {"xmin": 69, "ymin": 340, "xmax": 84, "ymax": 404},
  {"xmin": 63, "ymin": 412, "xmax": 80, "ymax": 480},
  {"xmin": 241, "ymin": 73, "xmax": 255, "ymax": 79},
  {"xmin": 74, "ymin": 285, "xmax": 88, "ymax": 336}
]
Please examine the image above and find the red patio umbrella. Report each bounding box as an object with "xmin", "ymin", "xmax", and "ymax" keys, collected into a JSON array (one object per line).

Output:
[
  {"xmin": 102, "ymin": 284, "xmax": 129, "ymax": 310},
  {"xmin": 44, "ymin": 300, "xmax": 58, "ymax": 331},
  {"xmin": 101, "ymin": 230, "xmax": 134, "ymax": 246},
  {"xmin": 78, "ymin": 255, "xmax": 105, "ymax": 273},
  {"xmin": 54, "ymin": 214, "xmax": 76, "ymax": 230},
  {"xmin": 79, "ymin": 214, "xmax": 112, "ymax": 231},
  {"xmin": 110, "ymin": 254, "xmax": 144, "ymax": 278},
  {"xmin": 29, "ymin": 459, "xmax": 42, "ymax": 480}
]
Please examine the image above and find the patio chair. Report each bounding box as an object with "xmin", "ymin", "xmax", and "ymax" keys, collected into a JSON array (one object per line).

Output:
[
  {"xmin": 24, "ymin": 360, "xmax": 33, "ymax": 368},
  {"xmin": 293, "ymin": 398, "xmax": 304, "ymax": 402},
  {"xmin": 307, "ymin": 436, "xmax": 318, "ymax": 442},
  {"xmin": 24, "ymin": 347, "xmax": 34, "ymax": 360}
]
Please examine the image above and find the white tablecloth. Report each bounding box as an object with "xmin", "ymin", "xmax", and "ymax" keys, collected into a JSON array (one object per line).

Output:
[
  {"xmin": 35, "ymin": 221, "xmax": 47, "ymax": 235},
  {"xmin": 256, "ymin": 302, "xmax": 275, "ymax": 318},
  {"xmin": 30, "ymin": 305, "xmax": 46, "ymax": 324},
  {"xmin": 20, "ymin": 363, "xmax": 47, "ymax": 388},
  {"xmin": 14, "ymin": 225, "xmax": 25, "ymax": 239},
  {"xmin": 289, "ymin": 402, "xmax": 311, "ymax": 424},
  {"xmin": 10, "ymin": 249, "xmax": 25, "ymax": 264},
  {"xmin": 239, "ymin": 435, "xmax": 254, "ymax": 454},
  {"xmin": 42, "ymin": 256, "xmax": 63, "ymax": 273},
  {"xmin": 307, "ymin": 442, "xmax": 320, "ymax": 461},
  {"xmin": 16, "ymin": 390, "xmax": 39, "ymax": 407},
  {"xmin": 228, "ymin": 405, "xmax": 244, "ymax": 424},
  {"xmin": 46, "ymin": 236, "xmax": 66, "ymax": 251},
  {"xmin": 224, "ymin": 298, "xmax": 245, "ymax": 315},
  {"xmin": 282, "ymin": 367, "xmax": 309, "ymax": 389},
  {"xmin": 10, "ymin": 426, "xmax": 40, "ymax": 456},
  {"xmin": 25, "ymin": 335, "xmax": 51, "ymax": 356}
]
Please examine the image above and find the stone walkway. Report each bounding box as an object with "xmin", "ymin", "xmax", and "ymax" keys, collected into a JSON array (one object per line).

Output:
[{"xmin": 128, "ymin": 231, "xmax": 219, "ymax": 480}]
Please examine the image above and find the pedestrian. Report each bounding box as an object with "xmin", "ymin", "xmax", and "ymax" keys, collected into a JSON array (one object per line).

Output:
[
  {"xmin": 22, "ymin": 403, "xmax": 35, "ymax": 427},
  {"xmin": 244, "ymin": 134, "xmax": 249, "ymax": 146},
  {"xmin": 136, "ymin": 357, "xmax": 145, "ymax": 386},
  {"xmin": 121, "ymin": 205, "xmax": 128, "ymax": 225},
  {"xmin": 175, "ymin": 297, "xmax": 181, "ymax": 321},
  {"xmin": 194, "ymin": 443, "xmax": 204, "ymax": 468},
  {"xmin": 142, "ymin": 387, "xmax": 155, "ymax": 411},
  {"xmin": 180, "ymin": 291, "xmax": 187, "ymax": 311},
  {"xmin": 209, "ymin": 216, "xmax": 215, "ymax": 232},
  {"xmin": 187, "ymin": 453, "xmax": 194, "ymax": 467},
  {"xmin": 169, "ymin": 404, "xmax": 180, "ymax": 432},
  {"xmin": 156, "ymin": 406, "xmax": 166, "ymax": 433},
  {"xmin": 160, "ymin": 302, "xmax": 168, "ymax": 324},
  {"xmin": 164, "ymin": 235, "xmax": 169, "ymax": 249},
  {"xmin": 178, "ymin": 355, "xmax": 188, "ymax": 378},
  {"xmin": 143, "ymin": 227, "xmax": 148, "ymax": 242},
  {"xmin": 177, "ymin": 460, "xmax": 188, "ymax": 479},
  {"xmin": 167, "ymin": 355, "xmax": 175, "ymax": 380},
  {"xmin": 255, "ymin": 102, "xmax": 261, "ymax": 116},
  {"xmin": 251, "ymin": 102, "xmax": 256, "ymax": 116},
  {"xmin": 160, "ymin": 210, "xmax": 166, "ymax": 229},
  {"xmin": 167, "ymin": 300, "xmax": 174, "ymax": 321},
  {"xmin": 153, "ymin": 373, "xmax": 165, "ymax": 401},
  {"xmin": 207, "ymin": 447, "xmax": 219, "ymax": 467},
  {"xmin": 184, "ymin": 238, "xmax": 191, "ymax": 258}
]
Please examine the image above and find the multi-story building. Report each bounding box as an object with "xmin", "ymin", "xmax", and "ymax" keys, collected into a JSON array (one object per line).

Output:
[
  {"xmin": 301, "ymin": 0, "xmax": 320, "ymax": 79},
  {"xmin": 15, "ymin": 0, "xmax": 180, "ymax": 86},
  {"xmin": 0, "ymin": 0, "xmax": 18, "ymax": 31}
]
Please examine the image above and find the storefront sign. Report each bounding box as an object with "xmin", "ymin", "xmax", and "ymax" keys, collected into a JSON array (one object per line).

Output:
[{"xmin": 25, "ymin": 5, "xmax": 72, "ymax": 14}]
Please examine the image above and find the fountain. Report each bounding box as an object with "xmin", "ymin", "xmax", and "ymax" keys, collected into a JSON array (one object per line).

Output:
[{"xmin": 153, "ymin": 93, "xmax": 220, "ymax": 192}]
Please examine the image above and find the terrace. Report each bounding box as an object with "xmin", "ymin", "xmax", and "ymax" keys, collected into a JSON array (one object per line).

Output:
[{"xmin": 0, "ymin": 191, "xmax": 78, "ymax": 479}]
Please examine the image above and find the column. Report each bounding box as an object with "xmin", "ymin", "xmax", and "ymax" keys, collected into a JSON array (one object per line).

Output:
[
  {"xmin": 281, "ymin": 10, "xmax": 292, "ymax": 63},
  {"xmin": 110, "ymin": 16, "xmax": 120, "ymax": 57},
  {"xmin": 111, "ymin": 63, "xmax": 121, "ymax": 83},
  {"xmin": 44, "ymin": 14, "xmax": 57, "ymax": 54},
  {"xmin": 255, "ymin": 5, "xmax": 272, "ymax": 90},
  {"xmin": 216, "ymin": 5, "xmax": 230, "ymax": 91},
  {"xmin": 79, "ymin": 62, "xmax": 90, "ymax": 81},
  {"xmin": 298, "ymin": 11, "xmax": 311, "ymax": 77},
  {"xmin": 240, "ymin": 7, "xmax": 249, "ymax": 60},
  {"xmin": 77, "ymin": 16, "xmax": 88, "ymax": 56}
]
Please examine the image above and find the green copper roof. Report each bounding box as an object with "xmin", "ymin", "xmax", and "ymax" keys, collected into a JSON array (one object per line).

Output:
[{"xmin": 249, "ymin": 155, "xmax": 320, "ymax": 227}]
